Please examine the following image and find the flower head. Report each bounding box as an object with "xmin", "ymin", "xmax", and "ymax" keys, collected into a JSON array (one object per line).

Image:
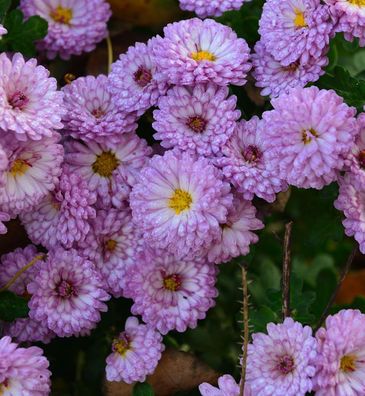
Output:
[
  {"xmin": 252, "ymin": 40, "xmax": 328, "ymax": 98},
  {"xmin": 109, "ymin": 39, "xmax": 169, "ymax": 115},
  {"xmin": 179, "ymin": 0, "xmax": 246, "ymax": 18},
  {"xmin": 0, "ymin": 53, "xmax": 64, "ymax": 141},
  {"xmin": 130, "ymin": 150, "xmax": 233, "ymax": 258},
  {"xmin": 21, "ymin": 166, "xmax": 97, "ymax": 249},
  {"xmin": 65, "ymin": 134, "xmax": 152, "ymax": 209},
  {"xmin": 247, "ymin": 318, "xmax": 317, "ymax": 396},
  {"xmin": 313, "ymin": 309, "xmax": 365, "ymax": 395},
  {"xmin": 0, "ymin": 134, "xmax": 64, "ymax": 215},
  {"xmin": 262, "ymin": 87, "xmax": 358, "ymax": 189},
  {"xmin": 124, "ymin": 249, "xmax": 218, "ymax": 334},
  {"xmin": 152, "ymin": 18, "xmax": 251, "ymax": 86},
  {"xmin": 62, "ymin": 75, "xmax": 138, "ymax": 144},
  {"xmin": 78, "ymin": 207, "xmax": 143, "ymax": 297},
  {"xmin": 153, "ymin": 84, "xmax": 241, "ymax": 157},
  {"xmin": 199, "ymin": 375, "xmax": 252, "ymax": 396},
  {"xmin": 259, "ymin": 0, "xmax": 334, "ymax": 66},
  {"xmin": 216, "ymin": 117, "xmax": 287, "ymax": 202},
  {"xmin": 105, "ymin": 317, "xmax": 164, "ymax": 383},
  {"xmin": 0, "ymin": 336, "xmax": 51, "ymax": 395},
  {"xmin": 20, "ymin": 0, "xmax": 111, "ymax": 59},
  {"xmin": 28, "ymin": 247, "xmax": 110, "ymax": 337},
  {"xmin": 3, "ymin": 318, "xmax": 55, "ymax": 345}
]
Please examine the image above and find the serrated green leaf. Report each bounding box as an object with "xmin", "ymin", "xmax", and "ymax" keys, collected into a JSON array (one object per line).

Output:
[
  {"xmin": 0, "ymin": 0, "xmax": 11, "ymax": 22},
  {"xmin": 0, "ymin": 291, "xmax": 29, "ymax": 322},
  {"xmin": 250, "ymin": 306, "xmax": 279, "ymax": 333},
  {"xmin": 133, "ymin": 382, "xmax": 155, "ymax": 396}
]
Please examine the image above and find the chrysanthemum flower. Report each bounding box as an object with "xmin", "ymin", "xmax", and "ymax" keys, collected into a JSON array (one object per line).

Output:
[
  {"xmin": 78, "ymin": 207, "xmax": 143, "ymax": 297},
  {"xmin": 153, "ymin": 84, "xmax": 241, "ymax": 157},
  {"xmin": 313, "ymin": 309, "xmax": 365, "ymax": 395},
  {"xmin": 109, "ymin": 39, "xmax": 169, "ymax": 115},
  {"xmin": 130, "ymin": 150, "xmax": 233, "ymax": 258},
  {"xmin": 62, "ymin": 75, "xmax": 137, "ymax": 144},
  {"xmin": 252, "ymin": 40, "xmax": 328, "ymax": 98},
  {"xmin": 262, "ymin": 87, "xmax": 358, "ymax": 189},
  {"xmin": 105, "ymin": 316, "xmax": 164, "ymax": 383},
  {"xmin": 0, "ymin": 211, "xmax": 9, "ymax": 234},
  {"xmin": 216, "ymin": 117, "xmax": 287, "ymax": 202},
  {"xmin": 21, "ymin": 166, "xmax": 97, "ymax": 250},
  {"xmin": 325, "ymin": 0, "xmax": 365, "ymax": 45},
  {"xmin": 246, "ymin": 318, "xmax": 317, "ymax": 396},
  {"xmin": 335, "ymin": 173, "xmax": 365, "ymax": 254},
  {"xmin": 0, "ymin": 336, "xmax": 51, "ymax": 395},
  {"xmin": 0, "ymin": 134, "xmax": 64, "ymax": 215},
  {"xmin": 20, "ymin": 0, "xmax": 111, "ymax": 60},
  {"xmin": 65, "ymin": 135, "xmax": 152, "ymax": 209},
  {"xmin": 199, "ymin": 375, "xmax": 252, "ymax": 396},
  {"xmin": 207, "ymin": 194, "xmax": 263, "ymax": 264},
  {"xmin": 152, "ymin": 18, "xmax": 251, "ymax": 86},
  {"xmin": 0, "ymin": 53, "xmax": 64, "ymax": 141},
  {"xmin": 124, "ymin": 249, "xmax": 218, "ymax": 334},
  {"xmin": 179, "ymin": 0, "xmax": 245, "ymax": 18},
  {"xmin": 28, "ymin": 247, "xmax": 110, "ymax": 337},
  {"xmin": 0, "ymin": 245, "xmax": 55, "ymax": 344},
  {"xmin": 259, "ymin": 0, "xmax": 334, "ymax": 66}
]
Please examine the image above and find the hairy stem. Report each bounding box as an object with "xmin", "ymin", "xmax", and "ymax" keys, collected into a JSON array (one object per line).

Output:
[
  {"xmin": 240, "ymin": 263, "xmax": 249, "ymax": 396},
  {"xmin": 282, "ymin": 221, "xmax": 293, "ymax": 320},
  {"xmin": 315, "ymin": 246, "xmax": 358, "ymax": 332},
  {"xmin": 0, "ymin": 254, "xmax": 45, "ymax": 293}
]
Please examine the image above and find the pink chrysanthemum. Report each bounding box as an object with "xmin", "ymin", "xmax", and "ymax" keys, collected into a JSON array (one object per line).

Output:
[
  {"xmin": 325, "ymin": 0, "xmax": 365, "ymax": 45},
  {"xmin": 0, "ymin": 211, "xmax": 9, "ymax": 234},
  {"xmin": 152, "ymin": 84, "xmax": 241, "ymax": 157},
  {"xmin": 0, "ymin": 53, "xmax": 64, "ymax": 141},
  {"xmin": 20, "ymin": 0, "xmax": 111, "ymax": 60},
  {"xmin": 109, "ymin": 39, "xmax": 169, "ymax": 115},
  {"xmin": 259, "ymin": 0, "xmax": 334, "ymax": 66},
  {"xmin": 62, "ymin": 75, "xmax": 138, "ymax": 144},
  {"xmin": 0, "ymin": 336, "xmax": 51, "ymax": 395},
  {"xmin": 262, "ymin": 87, "xmax": 358, "ymax": 189},
  {"xmin": 65, "ymin": 135, "xmax": 152, "ymax": 209},
  {"xmin": 124, "ymin": 249, "xmax": 218, "ymax": 334},
  {"xmin": 130, "ymin": 150, "xmax": 233, "ymax": 259},
  {"xmin": 21, "ymin": 166, "xmax": 96, "ymax": 249},
  {"xmin": 207, "ymin": 194, "xmax": 263, "ymax": 264},
  {"xmin": 0, "ymin": 246, "xmax": 55, "ymax": 344},
  {"xmin": 199, "ymin": 375, "xmax": 252, "ymax": 396},
  {"xmin": 334, "ymin": 173, "xmax": 365, "ymax": 254},
  {"xmin": 105, "ymin": 316, "xmax": 164, "ymax": 383},
  {"xmin": 152, "ymin": 18, "xmax": 251, "ymax": 86},
  {"xmin": 78, "ymin": 207, "xmax": 143, "ymax": 297},
  {"xmin": 179, "ymin": 0, "xmax": 246, "ymax": 18},
  {"xmin": 252, "ymin": 40, "xmax": 328, "ymax": 98},
  {"xmin": 246, "ymin": 318, "xmax": 317, "ymax": 396},
  {"xmin": 0, "ymin": 134, "xmax": 64, "ymax": 215},
  {"xmin": 216, "ymin": 117, "xmax": 287, "ymax": 202},
  {"xmin": 28, "ymin": 247, "xmax": 110, "ymax": 337},
  {"xmin": 313, "ymin": 309, "xmax": 365, "ymax": 395}
]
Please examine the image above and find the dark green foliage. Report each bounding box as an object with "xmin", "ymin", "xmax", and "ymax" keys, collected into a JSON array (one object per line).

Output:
[
  {"xmin": 133, "ymin": 383, "xmax": 155, "ymax": 396},
  {"xmin": 0, "ymin": 290, "xmax": 29, "ymax": 322}
]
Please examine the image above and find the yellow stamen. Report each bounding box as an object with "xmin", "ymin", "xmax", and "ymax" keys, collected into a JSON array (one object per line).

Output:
[
  {"xmin": 113, "ymin": 338, "xmax": 130, "ymax": 356},
  {"xmin": 51, "ymin": 6, "xmax": 73, "ymax": 24},
  {"xmin": 10, "ymin": 159, "xmax": 29, "ymax": 176},
  {"xmin": 168, "ymin": 189, "xmax": 192, "ymax": 215},
  {"xmin": 340, "ymin": 355, "xmax": 357, "ymax": 373},
  {"xmin": 92, "ymin": 151, "xmax": 119, "ymax": 178},
  {"xmin": 105, "ymin": 239, "xmax": 117, "ymax": 252},
  {"xmin": 302, "ymin": 128, "xmax": 319, "ymax": 144},
  {"xmin": 190, "ymin": 50, "xmax": 216, "ymax": 62},
  {"xmin": 163, "ymin": 274, "xmax": 181, "ymax": 291},
  {"xmin": 294, "ymin": 8, "xmax": 307, "ymax": 28},
  {"xmin": 348, "ymin": 0, "xmax": 365, "ymax": 6}
]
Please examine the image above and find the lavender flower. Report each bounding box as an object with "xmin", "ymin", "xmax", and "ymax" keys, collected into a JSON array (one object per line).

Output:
[{"xmin": 179, "ymin": 0, "xmax": 246, "ymax": 18}]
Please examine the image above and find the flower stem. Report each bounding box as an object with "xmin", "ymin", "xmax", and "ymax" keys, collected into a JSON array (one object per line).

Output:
[
  {"xmin": 0, "ymin": 254, "xmax": 45, "ymax": 293},
  {"xmin": 240, "ymin": 263, "xmax": 249, "ymax": 396},
  {"xmin": 282, "ymin": 221, "xmax": 293, "ymax": 320},
  {"xmin": 106, "ymin": 34, "xmax": 113, "ymax": 74}
]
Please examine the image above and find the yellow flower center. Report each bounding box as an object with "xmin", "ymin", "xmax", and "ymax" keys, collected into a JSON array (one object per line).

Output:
[
  {"xmin": 105, "ymin": 239, "xmax": 117, "ymax": 252},
  {"xmin": 348, "ymin": 0, "xmax": 365, "ymax": 6},
  {"xmin": 10, "ymin": 159, "xmax": 30, "ymax": 176},
  {"xmin": 51, "ymin": 6, "xmax": 73, "ymax": 24},
  {"xmin": 92, "ymin": 151, "xmax": 119, "ymax": 178},
  {"xmin": 302, "ymin": 128, "xmax": 319, "ymax": 144},
  {"xmin": 168, "ymin": 189, "xmax": 192, "ymax": 214},
  {"xmin": 294, "ymin": 8, "xmax": 307, "ymax": 28},
  {"xmin": 112, "ymin": 336, "xmax": 130, "ymax": 357},
  {"xmin": 340, "ymin": 355, "xmax": 357, "ymax": 373},
  {"xmin": 163, "ymin": 274, "xmax": 182, "ymax": 291},
  {"xmin": 190, "ymin": 50, "xmax": 216, "ymax": 62},
  {"xmin": 0, "ymin": 379, "xmax": 9, "ymax": 394},
  {"xmin": 187, "ymin": 116, "xmax": 207, "ymax": 133}
]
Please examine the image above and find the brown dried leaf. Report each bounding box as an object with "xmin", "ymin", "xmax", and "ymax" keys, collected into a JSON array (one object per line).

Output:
[{"xmin": 336, "ymin": 269, "xmax": 365, "ymax": 304}]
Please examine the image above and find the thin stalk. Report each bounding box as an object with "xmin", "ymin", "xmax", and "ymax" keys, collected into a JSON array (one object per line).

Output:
[
  {"xmin": 239, "ymin": 264, "xmax": 249, "ymax": 396},
  {"xmin": 282, "ymin": 221, "xmax": 293, "ymax": 320}
]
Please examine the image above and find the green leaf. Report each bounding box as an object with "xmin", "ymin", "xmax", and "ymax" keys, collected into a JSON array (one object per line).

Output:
[
  {"xmin": 133, "ymin": 383, "xmax": 155, "ymax": 396},
  {"xmin": 250, "ymin": 305, "xmax": 279, "ymax": 333},
  {"xmin": 0, "ymin": 0, "xmax": 11, "ymax": 22},
  {"xmin": 0, "ymin": 291, "xmax": 29, "ymax": 322},
  {"xmin": 311, "ymin": 268, "xmax": 338, "ymax": 320},
  {"xmin": 316, "ymin": 66, "xmax": 365, "ymax": 110}
]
